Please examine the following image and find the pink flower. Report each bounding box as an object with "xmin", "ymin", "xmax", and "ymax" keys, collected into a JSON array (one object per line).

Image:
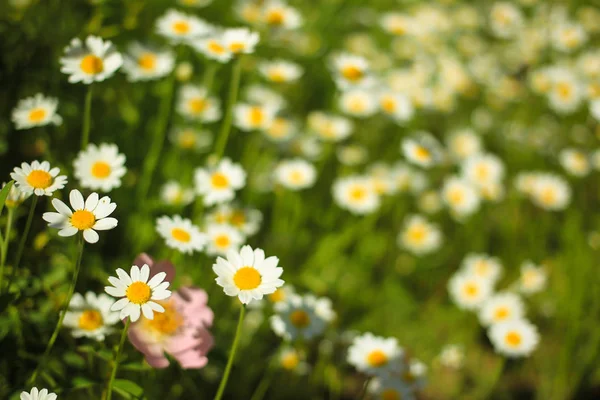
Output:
[{"xmin": 127, "ymin": 253, "xmax": 214, "ymax": 369}]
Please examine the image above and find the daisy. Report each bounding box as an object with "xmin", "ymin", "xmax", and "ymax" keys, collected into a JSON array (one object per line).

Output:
[
  {"xmin": 398, "ymin": 215, "xmax": 442, "ymax": 256},
  {"xmin": 270, "ymin": 294, "xmax": 328, "ymax": 341},
  {"xmin": 191, "ymin": 35, "xmax": 233, "ymax": 63},
  {"xmin": 177, "ymin": 85, "xmax": 221, "ymax": 122},
  {"xmin": 448, "ymin": 272, "xmax": 493, "ymax": 311},
  {"xmin": 63, "ymin": 292, "xmax": 120, "ymax": 341},
  {"xmin": 160, "ymin": 181, "xmax": 195, "ymax": 206},
  {"xmin": 274, "ymin": 159, "xmax": 317, "ymax": 190},
  {"xmin": 559, "ymin": 148, "xmax": 590, "ymax": 177},
  {"xmin": 155, "ymin": 9, "xmax": 213, "ymax": 43},
  {"xmin": 446, "ymin": 129, "xmax": 482, "ymax": 161},
  {"xmin": 461, "ymin": 153, "xmax": 505, "ymax": 188},
  {"xmin": 169, "ymin": 126, "xmax": 213, "ymax": 151},
  {"xmin": 380, "ymin": 12, "xmax": 413, "ymax": 36},
  {"xmin": 368, "ymin": 378, "xmax": 415, "ymax": 400},
  {"xmin": 401, "ymin": 134, "xmax": 442, "ymax": 168},
  {"xmin": 19, "ymin": 388, "xmax": 57, "ymax": 400},
  {"xmin": 438, "ymin": 344, "xmax": 465, "ymax": 369},
  {"xmin": 402, "ymin": 358, "xmax": 427, "ymax": 390},
  {"xmin": 42, "ymin": 190, "xmax": 118, "ymax": 244},
  {"xmin": 347, "ymin": 332, "xmax": 403, "ymax": 376},
  {"xmin": 205, "ymin": 204, "xmax": 262, "ymax": 236},
  {"xmin": 530, "ymin": 174, "xmax": 571, "ymax": 211},
  {"xmin": 205, "ymin": 223, "xmax": 244, "ymax": 256},
  {"xmin": 479, "ymin": 292, "xmax": 525, "ymax": 327},
  {"xmin": 518, "ymin": 261, "xmax": 547, "ymax": 295},
  {"xmin": 489, "ymin": 2, "xmax": 523, "ymax": 39},
  {"xmin": 552, "ymin": 22, "xmax": 587, "ymax": 53},
  {"xmin": 332, "ymin": 176, "xmax": 380, "ymax": 215},
  {"xmin": 307, "ymin": 111, "xmax": 353, "ymax": 142},
  {"xmin": 59, "ymin": 36, "xmax": 123, "ymax": 84},
  {"xmin": 1, "ymin": 181, "xmax": 30, "ymax": 208},
  {"xmin": 122, "ymin": 42, "xmax": 175, "ymax": 81},
  {"xmin": 156, "ymin": 215, "xmax": 206, "ymax": 254},
  {"xmin": 337, "ymin": 145, "xmax": 368, "ymax": 166},
  {"xmin": 339, "ymin": 89, "xmax": 378, "ymax": 118},
  {"xmin": 246, "ymin": 84, "xmax": 286, "ymax": 109},
  {"xmin": 11, "ymin": 93, "xmax": 62, "ymax": 130},
  {"xmin": 259, "ymin": 59, "xmax": 303, "ymax": 83},
  {"xmin": 261, "ymin": 1, "xmax": 303, "ymax": 29},
  {"xmin": 548, "ymin": 69, "xmax": 584, "ymax": 114},
  {"xmin": 377, "ymin": 91, "xmax": 414, "ymax": 122},
  {"xmin": 262, "ymin": 116, "xmax": 298, "ymax": 142},
  {"xmin": 233, "ymin": 103, "xmax": 277, "ymax": 131},
  {"xmin": 418, "ymin": 190, "xmax": 443, "ymax": 214},
  {"xmin": 488, "ymin": 319, "xmax": 540, "ymax": 357},
  {"xmin": 331, "ymin": 53, "xmax": 373, "ymax": 89},
  {"xmin": 11, "ymin": 160, "xmax": 67, "ymax": 196},
  {"xmin": 268, "ymin": 284, "xmax": 297, "ymax": 310},
  {"xmin": 460, "ymin": 253, "xmax": 503, "ymax": 284},
  {"xmin": 73, "ymin": 143, "xmax": 126, "ymax": 192},
  {"xmin": 441, "ymin": 176, "xmax": 481, "ymax": 217},
  {"xmin": 223, "ymin": 28, "xmax": 260, "ymax": 55},
  {"xmin": 212, "ymin": 245, "xmax": 284, "ymax": 305},
  {"xmin": 105, "ymin": 264, "xmax": 172, "ymax": 322},
  {"xmin": 278, "ymin": 347, "xmax": 309, "ymax": 374},
  {"xmin": 194, "ymin": 158, "xmax": 246, "ymax": 206}
]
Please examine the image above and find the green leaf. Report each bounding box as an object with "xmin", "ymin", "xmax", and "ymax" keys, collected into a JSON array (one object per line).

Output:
[
  {"xmin": 72, "ymin": 376, "xmax": 98, "ymax": 390},
  {"xmin": 113, "ymin": 379, "xmax": 144, "ymax": 398},
  {"xmin": 0, "ymin": 180, "xmax": 13, "ymax": 216}
]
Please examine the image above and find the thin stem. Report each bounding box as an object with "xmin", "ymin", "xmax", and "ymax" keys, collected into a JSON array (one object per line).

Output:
[
  {"xmin": 104, "ymin": 318, "xmax": 132, "ymax": 400},
  {"xmin": 0, "ymin": 207, "xmax": 15, "ymax": 290},
  {"xmin": 214, "ymin": 305, "xmax": 246, "ymax": 400},
  {"xmin": 357, "ymin": 376, "xmax": 372, "ymax": 400},
  {"xmin": 213, "ymin": 58, "xmax": 242, "ymax": 159},
  {"xmin": 28, "ymin": 236, "xmax": 85, "ymax": 385},
  {"xmin": 81, "ymin": 84, "xmax": 93, "ymax": 150},
  {"xmin": 7, "ymin": 196, "xmax": 38, "ymax": 293},
  {"xmin": 249, "ymin": 364, "xmax": 276, "ymax": 400}
]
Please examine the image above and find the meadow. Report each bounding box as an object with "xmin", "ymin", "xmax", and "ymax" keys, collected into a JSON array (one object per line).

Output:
[{"xmin": 0, "ymin": 0, "xmax": 599, "ymax": 399}]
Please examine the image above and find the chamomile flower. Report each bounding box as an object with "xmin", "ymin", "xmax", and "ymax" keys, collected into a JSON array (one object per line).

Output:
[
  {"xmin": 212, "ymin": 245, "xmax": 284, "ymax": 305},
  {"xmin": 105, "ymin": 264, "xmax": 172, "ymax": 322},
  {"xmin": 489, "ymin": 2, "xmax": 523, "ymax": 39},
  {"xmin": 42, "ymin": 190, "xmax": 118, "ymax": 244},
  {"xmin": 401, "ymin": 134, "xmax": 443, "ymax": 168},
  {"xmin": 380, "ymin": 12, "xmax": 413, "ymax": 36},
  {"xmin": 448, "ymin": 272, "xmax": 493, "ymax": 311},
  {"xmin": 333, "ymin": 176, "xmax": 380, "ymax": 215},
  {"xmin": 206, "ymin": 204, "xmax": 262, "ymax": 236},
  {"xmin": 19, "ymin": 388, "xmax": 57, "ymax": 400},
  {"xmin": 530, "ymin": 174, "xmax": 571, "ymax": 210},
  {"xmin": 156, "ymin": 215, "xmax": 206, "ymax": 254},
  {"xmin": 402, "ymin": 358, "xmax": 427, "ymax": 390},
  {"xmin": 441, "ymin": 176, "xmax": 481, "ymax": 217},
  {"xmin": 177, "ymin": 85, "xmax": 221, "ymax": 122},
  {"xmin": 377, "ymin": 91, "xmax": 414, "ymax": 122},
  {"xmin": 347, "ymin": 333, "xmax": 403, "ymax": 376},
  {"xmin": 262, "ymin": 116, "xmax": 298, "ymax": 142},
  {"xmin": 479, "ymin": 292, "xmax": 525, "ymax": 327},
  {"xmin": 11, "ymin": 160, "xmax": 67, "ymax": 196},
  {"xmin": 205, "ymin": 223, "xmax": 244, "ymax": 256},
  {"xmin": 332, "ymin": 53, "xmax": 373, "ymax": 89},
  {"xmin": 274, "ymin": 159, "xmax": 317, "ymax": 190},
  {"xmin": 73, "ymin": 143, "xmax": 126, "ymax": 192},
  {"xmin": 446, "ymin": 129, "xmax": 482, "ymax": 161},
  {"xmin": 155, "ymin": 9, "xmax": 213, "ymax": 43},
  {"xmin": 160, "ymin": 181, "xmax": 195, "ymax": 206},
  {"xmin": 308, "ymin": 111, "xmax": 353, "ymax": 142},
  {"xmin": 438, "ymin": 344, "xmax": 465, "ymax": 369},
  {"xmin": 461, "ymin": 153, "xmax": 505, "ymax": 188},
  {"xmin": 122, "ymin": 42, "xmax": 175, "ymax": 81},
  {"xmin": 223, "ymin": 28, "xmax": 260, "ymax": 55},
  {"xmin": 192, "ymin": 35, "xmax": 233, "ymax": 63},
  {"xmin": 259, "ymin": 59, "xmax": 303, "ymax": 83},
  {"xmin": 552, "ymin": 22, "xmax": 587, "ymax": 53},
  {"xmin": 194, "ymin": 158, "xmax": 246, "ymax": 206},
  {"xmin": 339, "ymin": 89, "xmax": 378, "ymax": 118},
  {"xmin": 270, "ymin": 294, "xmax": 328, "ymax": 341},
  {"xmin": 559, "ymin": 148, "xmax": 590, "ymax": 177},
  {"xmin": 488, "ymin": 319, "xmax": 539, "ymax": 357},
  {"xmin": 63, "ymin": 292, "xmax": 120, "ymax": 341},
  {"xmin": 233, "ymin": 103, "xmax": 277, "ymax": 131},
  {"xmin": 261, "ymin": 1, "xmax": 303, "ymax": 29},
  {"xmin": 548, "ymin": 69, "xmax": 584, "ymax": 114},
  {"xmin": 11, "ymin": 93, "xmax": 62, "ymax": 130},
  {"xmin": 368, "ymin": 378, "xmax": 414, "ymax": 400},
  {"xmin": 278, "ymin": 347, "xmax": 309, "ymax": 374},
  {"xmin": 60, "ymin": 36, "xmax": 123, "ymax": 84},
  {"xmin": 170, "ymin": 126, "xmax": 213, "ymax": 151},
  {"xmin": 1, "ymin": 182, "xmax": 30, "ymax": 208},
  {"xmin": 398, "ymin": 215, "xmax": 442, "ymax": 256},
  {"xmin": 518, "ymin": 261, "xmax": 547, "ymax": 295},
  {"xmin": 461, "ymin": 253, "xmax": 503, "ymax": 284}
]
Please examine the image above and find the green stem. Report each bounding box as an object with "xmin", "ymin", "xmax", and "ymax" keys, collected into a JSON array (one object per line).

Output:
[
  {"xmin": 7, "ymin": 196, "xmax": 38, "ymax": 293},
  {"xmin": 81, "ymin": 85, "xmax": 93, "ymax": 150},
  {"xmin": 0, "ymin": 207, "xmax": 15, "ymax": 290},
  {"xmin": 203, "ymin": 62, "xmax": 218, "ymax": 91},
  {"xmin": 249, "ymin": 365, "xmax": 276, "ymax": 400},
  {"xmin": 28, "ymin": 236, "xmax": 85, "ymax": 385},
  {"xmin": 357, "ymin": 376, "xmax": 372, "ymax": 400},
  {"xmin": 214, "ymin": 305, "xmax": 246, "ymax": 400},
  {"xmin": 137, "ymin": 73, "xmax": 177, "ymax": 203},
  {"xmin": 213, "ymin": 58, "xmax": 242, "ymax": 159},
  {"xmin": 104, "ymin": 318, "xmax": 132, "ymax": 400}
]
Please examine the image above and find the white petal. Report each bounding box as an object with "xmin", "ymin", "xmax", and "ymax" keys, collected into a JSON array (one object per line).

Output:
[
  {"xmin": 58, "ymin": 227, "xmax": 78, "ymax": 237},
  {"xmin": 83, "ymin": 229, "xmax": 99, "ymax": 243},
  {"xmin": 85, "ymin": 192, "xmax": 99, "ymax": 211},
  {"xmin": 52, "ymin": 198, "xmax": 73, "ymax": 216},
  {"xmin": 105, "ymin": 286, "xmax": 125, "ymax": 297},
  {"xmin": 130, "ymin": 265, "xmax": 140, "ymax": 281},
  {"xmin": 141, "ymin": 303, "xmax": 154, "ymax": 320},
  {"xmin": 139, "ymin": 265, "xmax": 150, "ymax": 283},
  {"xmin": 70, "ymin": 189, "xmax": 85, "ymax": 210},
  {"xmin": 110, "ymin": 297, "xmax": 129, "ymax": 311},
  {"xmin": 147, "ymin": 271, "xmax": 166, "ymax": 288},
  {"xmin": 129, "ymin": 304, "xmax": 141, "ymax": 322},
  {"xmin": 93, "ymin": 217, "xmax": 118, "ymax": 230},
  {"xmin": 116, "ymin": 268, "xmax": 133, "ymax": 285}
]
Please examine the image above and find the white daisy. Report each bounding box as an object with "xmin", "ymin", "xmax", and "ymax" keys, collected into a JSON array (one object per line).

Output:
[
  {"xmin": 11, "ymin": 93, "xmax": 62, "ymax": 130},
  {"xmin": 212, "ymin": 245, "xmax": 284, "ymax": 305},
  {"xmin": 479, "ymin": 292, "xmax": 525, "ymax": 327},
  {"xmin": 438, "ymin": 344, "xmax": 465, "ymax": 369},
  {"xmin": 1, "ymin": 181, "xmax": 30, "ymax": 208},
  {"xmin": 401, "ymin": 134, "xmax": 443, "ymax": 168},
  {"xmin": 223, "ymin": 28, "xmax": 260, "ymax": 55},
  {"xmin": 377, "ymin": 91, "xmax": 414, "ymax": 122},
  {"xmin": 122, "ymin": 42, "xmax": 175, "ymax": 81},
  {"xmin": 331, "ymin": 53, "xmax": 374, "ymax": 89},
  {"xmin": 205, "ymin": 204, "xmax": 262, "ymax": 236},
  {"xmin": 489, "ymin": 2, "xmax": 523, "ymax": 39},
  {"xmin": 156, "ymin": 215, "xmax": 206, "ymax": 254},
  {"xmin": 530, "ymin": 174, "xmax": 571, "ymax": 211},
  {"xmin": 194, "ymin": 158, "xmax": 246, "ymax": 206},
  {"xmin": 402, "ymin": 358, "xmax": 428, "ymax": 390},
  {"xmin": 42, "ymin": 190, "xmax": 118, "ymax": 244},
  {"xmin": 59, "ymin": 36, "xmax": 123, "ymax": 84},
  {"xmin": 332, "ymin": 176, "xmax": 380, "ymax": 215},
  {"xmin": 552, "ymin": 22, "xmax": 587, "ymax": 53},
  {"xmin": 398, "ymin": 215, "xmax": 443, "ymax": 256},
  {"xmin": 63, "ymin": 291, "xmax": 120, "ymax": 341},
  {"xmin": 559, "ymin": 148, "xmax": 590, "ymax": 177},
  {"xmin": 169, "ymin": 126, "xmax": 213, "ymax": 151},
  {"xmin": 259, "ymin": 59, "xmax": 303, "ymax": 83},
  {"xmin": 233, "ymin": 103, "xmax": 277, "ymax": 131},
  {"xmin": 261, "ymin": 1, "xmax": 303, "ymax": 29},
  {"xmin": 368, "ymin": 377, "xmax": 415, "ymax": 400},
  {"xmin": 155, "ymin": 9, "xmax": 213, "ymax": 43},
  {"xmin": 20, "ymin": 388, "xmax": 57, "ymax": 400},
  {"xmin": 518, "ymin": 261, "xmax": 547, "ymax": 295},
  {"xmin": 191, "ymin": 35, "xmax": 233, "ymax": 63},
  {"xmin": 308, "ymin": 111, "xmax": 353, "ymax": 142},
  {"xmin": 273, "ymin": 159, "xmax": 317, "ymax": 190},
  {"xmin": 488, "ymin": 319, "xmax": 539, "ymax": 358},
  {"xmin": 176, "ymin": 84, "xmax": 221, "ymax": 122},
  {"xmin": 262, "ymin": 116, "xmax": 298, "ymax": 142},
  {"xmin": 448, "ymin": 272, "xmax": 493, "ymax": 311},
  {"xmin": 105, "ymin": 264, "xmax": 172, "ymax": 322},
  {"xmin": 446, "ymin": 129, "xmax": 482, "ymax": 161},
  {"xmin": 10, "ymin": 160, "xmax": 67, "ymax": 196},
  {"xmin": 270, "ymin": 294, "xmax": 329, "ymax": 341},
  {"xmin": 339, "ymin": 89, "xmax": 378, "ymax": 118},
  {"xmin": 205, "ymin": 223, "xmax": 245, "ymax": 256},
  {"xmin": 160, "ymin": 180, "xmax": 195, "ymax": 206},
  {"xmin": 441, "ymin": 176, "xmax": 481, "ymax": 217},
  {"xmin": 548, "ymin": 69, "xmax": 584, "ymax": 114},
  {"xmin": 461, "ymin": 153, "xmax": 505, "ymax": 188},
  {"xmin": 347, "ymin": 332, "xmax": 404, "ymax": 376},
  {"xmin": 380, "ymin": 12, "xmax": 413, "ymax": 36},
  {"xmin": 460, "ymin": 253, "xmax": 503, "ymax": 284},
  {"xmin": 73, "ymin": 143, "xmax": 126, "ymax": 192}
]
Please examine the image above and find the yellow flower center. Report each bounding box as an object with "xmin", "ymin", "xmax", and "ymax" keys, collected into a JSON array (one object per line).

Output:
[
  {"xmin": 268, "ymin": 288, "xmax": 285, "ymax": 303},
  {"xmin": 189, "ymin": 98, "xmax": 207, "ymax": 114},
  {"xmin": 91, "ymin": 161, "xmax": 111, "ymax": 179},
  {"xmin": 505, "ymin": 331, "xmax": 522, "ymax": 347},
  {"xmin": 208, "ymin": 40, "xmax": 226, "ymax": 54},
  {"xmin": 28, "ymin": 108, "xmax": 47, "ymax": 123},
  {"xmin": 475, "ymin": 164, "xmax": 489, "ymax": 180},
  {"xmin": 211, "ymin": 172, "xmax": 229, "ymax": 189},
  {"xmin": 145, "ymin": 301, "xmax": 183, "ymax": 335},
  {"xmin": 249, "ymin": 107, "xmax": 265, "ymax": 126},
  {"xmin": 126, "ymin": 281, "xmax": 152, "ymax": 304},
  {"xmin": 80, "ymin": 54, "xmax": 104, "ymax": 75},
  {"xmin": 230, "ymin": 211, "xmax": 246, "ymax": 227},
  {"xmin": 70, "ymin": 210, "xmax": 96, "ymax": 230},
  {"xmin": 268, "ymin": 118, "xmax": 288, "ymax": 137},
  {"xmin": 407, "ymin": 225, "xmax": 426, "ymax": 243},
  {"xmin": 214, "ymin": 234, "xmax": 231, "ymax": 248},
  {"xmin": 494, "ymin": 307, "xmax": 510, "ymax": 321},
  {"xmin": 349, "ymin": 186, "xmax": 367, "ymax": 201},
  {"xmin": 281, "ymin": 352, "xmax": 300, "ymax": 369},
  {"xmin": 229, "ymin": 42, "xmax": 245, "ymax": 53},
  {"xmin": 266, "ymin": 9, "xmax": 285, "ymax": 25},
  {"xmin": 138, "ymin": 53, "xmax": 157, "ymax": 71},
  {"xmin": 556, "ymin": 82, "xmax": 573, "ymax": 100},
  {"xmin": 172, "ymin": 20, "xmax": 190, "ymax": 35},
  {"xmin": 233, "ymin": 267, "xmax": 262, "ymax": 290},
  {"xmin": 26, "ymin": 170, "xmax": 52, "ymax": 189},
  {"xmin": 78, "ymin": 310, "xmax": 103, "ymax": 331},
  {"xmin": 475, "ymin": 262, "xmax": 489, "ymax": 276},
  {"xmin": 341, "ymin": 65, "xmax": 363, "ymax": 82},
  {"xmin": 171, "ymin": 228, "xmax": 191, "ymax": 243},
  {"xmin": 381, "ymin": 389, "xmax": 401, "ymax": 400},
  {"xmin": 539, "ymin": 188, "xmax": 556, "ymax": 205},
  {"xmin": 268, "ymin": 70, "xmax": 286, "ymax": 82},
  {"xmin": 179, "ymin": 131, "xmax": 197, "ymax": 149},
  {"xmin": 288, "ymin": 170, "xmax": 304, "ymax": 184},
  {"xmin": 522, "ymin": 270, "xmax": 539, "ymax": 287},
  {"xmin": 366, "ymin": 350, "xmax": 388, "ymax": 367},
  {"xmin": 381, "ymin": 97, "xmax": 396, "ymax": 113},
  {"xmin": 289, "ymin": 310, "xmax": 310, "ymax": 328},
  {"xmin": 463, "ymin": 283, "xmax": 479, "ymax": 297},
  {"xmin": 414, "ymin": 146, "xmax": 430, "ymax": 162},
  {"xmin": 448, "ymin": 189, "xmax": 464, "ymax": 205}
]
